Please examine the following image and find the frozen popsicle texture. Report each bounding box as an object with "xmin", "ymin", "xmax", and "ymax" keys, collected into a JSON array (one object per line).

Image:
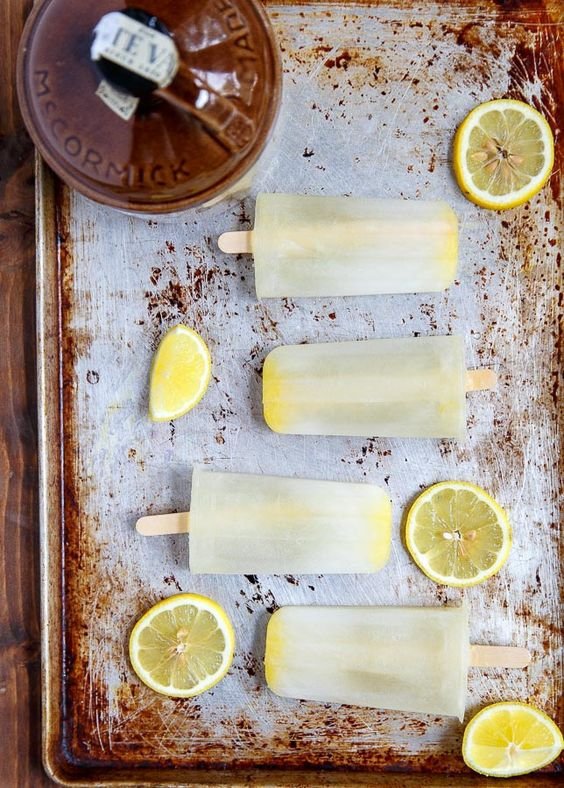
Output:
[
  {"xmin": 263, "ymin": 335, "xmax": 466, "ymax": 439},
  {"xmin": 265, "ymin": 604, "xmax": 469, "ymax": 719},
  {"xmin": 188, "ymin": 466, "xmax": 392, "ymax": 574},
  {"xmin": 252, "ymin": 193, "xmax": 458, "ymax": 298}
]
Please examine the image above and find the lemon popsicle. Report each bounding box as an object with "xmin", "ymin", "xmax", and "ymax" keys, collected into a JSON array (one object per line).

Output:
[
  {"xmin": 137, "ymin": 466, "xmax": 392, "ymax": 575},
  {"xmin": 218, "ymin": 193, "xmax": 458, "ymax": 298},
  {"xmin": 265, "ymin": 605, "xmax": 530, "ymax": 720},
  {"xmin": 263, "ymin": 335, "xmax": 496, "ymax": 439}
]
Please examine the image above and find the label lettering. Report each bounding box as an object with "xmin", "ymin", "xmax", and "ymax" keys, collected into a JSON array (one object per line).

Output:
[
  {"xmin": 111, "ymin": 27, "xmax": 140, "ymax": 55},
  {"xmin": 91, "ymin": 12, "xmax": 179, "ymax": 88},
  {"xmin": 213, "ymin": 1, "xmax": 258, "ymax": 106},
  {"xmin": 234, "ymin": 33, "xmax": 255, "ymax": 53},
  {"xmin": 33, "ymin": 83, "xmax": 193, "ymax": 188},
  {"xmin": 34, "ymin": 69, "xmax": 50, "ymax": 97},
  {"xmin": 224, "ymin": 115, "xmax": 253, "ymax": 147},
  {"xmin": 149, "ymin": 43, "xmax": 164, "ymax": 64},
  {"xmin": 64, "ymin": 136, "xmax": 82, "ymax": 156},
  {"xmin": 50, "ymin": 117, "xmax": 67, "ymax": 138},
  {"xmin": 106, "ymin": 161, "xmax": 128, "ymax": 181},
  {"xmin": 95, "ymin": 80, "xmax": 138, "ymax": 121},
  {"xmin": 83, "ymin": 148, "xmax": 103, "ymax": 173},
  {"xmin": 151, "ymin": 165, "xmax": 166, "ymax": 186},
  {"xmin": 170, "ymin": 159, "xmax": 191, "ymax": 181},
  {"xmin": 215, "ymin": 0, "xmax": 234, "ymax": 12},
  {"xmin": 225, "ymin": 10, "xmax": 245, "ymax": 33},
  {"xmin": 43, "ymin": 100, "xmax": 57, "ymax": 117}
]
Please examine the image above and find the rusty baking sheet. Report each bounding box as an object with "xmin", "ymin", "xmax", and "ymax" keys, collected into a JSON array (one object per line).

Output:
[{"xmin": 38, "ymin": 1, "xmax": 562, "ymax": 785}]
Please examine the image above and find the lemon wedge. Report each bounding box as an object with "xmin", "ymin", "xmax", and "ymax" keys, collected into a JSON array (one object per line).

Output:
[
  {"xmin": 463, "ymin": 702, "xmax": 564, "ymax": 777},
  {"xmin": 149, "ymin": 324, "xmax": 211, "ymax": 422},
  {"xmin": 453, "ymin": 99, "xmax": 554, "ymax": 210},
  {"xmin": 129, "ymin": 593, "xmax": 235, "ymax": 698},
  {"xmin": 405, "ymin": 481, "xmax": 511, "ymax": 587}
]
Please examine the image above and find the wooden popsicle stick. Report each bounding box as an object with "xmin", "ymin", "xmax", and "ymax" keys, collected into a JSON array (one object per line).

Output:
[
  {"xmin": 469, "ymin": 645, "xmax": 531, "ymax": 668},
  {"xmin": 218, "ymin": 230, "xmax": 253, "ymax": 254},
  {"xmin": 136, "ymin": 512, "xmax": 190, "ymax": 536},
  {"xmin": 465, "ymin": 368, "xmax": 497, "ymax": 392}
]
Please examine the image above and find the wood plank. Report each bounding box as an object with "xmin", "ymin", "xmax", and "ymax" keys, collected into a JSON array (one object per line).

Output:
[
  {"xmin": 0, "ymin": 0, "xmax": 52, "ymax": 783},
  {"xmin": 2, "ymin": 0, "xmax": 562, "ymax": 784}
]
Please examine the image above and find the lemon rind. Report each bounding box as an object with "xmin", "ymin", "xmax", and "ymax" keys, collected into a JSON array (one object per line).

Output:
[
  {"xmin": 129, "ymin": 593, "xmax": 235, "ymax": 698},
  {"xmin": 453, "ymin": 98, "xmax": 554, "ymax": 211},
  {"xmin": 462, "ymin": 702, "xmax": 564, "ymax": 777},
  {"xmin": 149, "ymin": 325, "xmax": 212, "ymax": 422},
  {"xmin": 405, "ymin": 480, "xmax": 512, "ymax": 588}
]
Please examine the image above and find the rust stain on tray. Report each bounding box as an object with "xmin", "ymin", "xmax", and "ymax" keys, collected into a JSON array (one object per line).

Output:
[{"xmin": 42, "ymin": 1, "xmax": 563, "ymax": 783}]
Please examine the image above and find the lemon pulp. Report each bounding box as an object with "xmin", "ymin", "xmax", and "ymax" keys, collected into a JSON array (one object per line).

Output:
[
  {"xmin": 405, "ymin": 481, "xmax": 511, "ymax": 587},
  {"xmin": 463, "ymin": 702, "xmax": 564, "ymax": 777},
  {"xmin": 453, "ymin": 99, "xmax": 554, "ymax": 210},
  {"xmin": 149, "ymin": 324, "xmax": 211, "ymax": 422},
  {"xmin": 129, "ymin": 593, "xmax": 235, "ymax": 697}
]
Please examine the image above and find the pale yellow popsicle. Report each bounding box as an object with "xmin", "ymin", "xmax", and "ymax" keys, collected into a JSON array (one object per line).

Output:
[
  {"xmin": 263, "ymin": 335, "xmax": 469, "ymax": 439},
  {"xmin": 137, "ymin": 466, "xmax": 392, "ymax": 575},
  {"xmin": 189, "ymin": 467, "xmax": 391, "ymax": 574},
  {"xmin": 219, "ymin": 193, "xmax": 458, "ymax": 298},
  {"xmin": 265, "ymin": 604, "xmax": 529, "ymax": 720}
]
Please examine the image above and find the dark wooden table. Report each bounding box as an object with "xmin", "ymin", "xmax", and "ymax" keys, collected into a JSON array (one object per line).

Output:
[
  {"xmin": 0, "ymin": 0, "xmax": 52, "ymax": 784},
  {"xmin": 1, "ymin": 1, "xmax": 561, "ymax": 786}
]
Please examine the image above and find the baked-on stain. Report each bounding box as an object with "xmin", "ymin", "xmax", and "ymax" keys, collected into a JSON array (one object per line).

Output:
[
  {"xmin": 163, "ymin": 574, "xmax": 182, "ymax": 592},
  {"xmin": 144, "ymin": 254, "xmax": 236, "ymax": 338},
  {"xmin": 324, "ymin": 50, "xmax": 352, "ymax": 70},
  {"xmin": 56, "ymin": 183, "xmax": 123, "ymax": 767}
]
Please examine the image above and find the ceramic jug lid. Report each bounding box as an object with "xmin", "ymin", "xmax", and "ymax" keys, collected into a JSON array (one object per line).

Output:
[{"xmin": 17, "ymin": 0, "xmax": 281, "ymax": 212}]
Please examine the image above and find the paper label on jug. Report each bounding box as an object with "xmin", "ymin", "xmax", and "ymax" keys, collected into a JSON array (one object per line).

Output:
[
  {"xmin": 95, "ymin": 80, "xmax": 139, "ymax": 121},
  {"xmin": 91, "ymin": 12, "xmax": 179, "ymax": 89}
]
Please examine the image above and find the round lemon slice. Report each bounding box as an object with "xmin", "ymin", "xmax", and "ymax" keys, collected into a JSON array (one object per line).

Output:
[
  {"xmin": 463, "ymin": 702, "xmax": 564, "ymax": 777},
  {"xmin": 129, "ymin": 593, "xmax": 235, "ymax": 698},
  {"xmin": 405, "ymin": 481, "xmax": 511, "ymax": 587},
  {"xmin": 453, "ymin": 99, "xmax": 554, "ymax": 210},
  {"xmin": 149, "ymin": 324, "xmax": 211, "ymax": 422}
]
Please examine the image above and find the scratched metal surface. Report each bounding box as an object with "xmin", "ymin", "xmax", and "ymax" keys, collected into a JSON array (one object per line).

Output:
[{"xmin": 40, "ymin": 1, "xmax": 562, "ymax": 783}]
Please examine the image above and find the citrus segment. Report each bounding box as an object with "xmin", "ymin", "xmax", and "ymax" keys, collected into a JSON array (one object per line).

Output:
[
  {"xmin": 463, "ymin": 702, "xmax": 564, "ymax": 777},
  {"xmin": 405, "ymin": 481, "xmax": 511, "ymax": 587},
  {"xmin": 453, "ymin": 99, "xmax": 554, "ymax": 210},
  {"xmin": 149, "ymin": 324, "xmax": 211, "ymax": 422},
  {"xmin": 129, "ymin": 593, "xmax": 235, "ymax": 697}
]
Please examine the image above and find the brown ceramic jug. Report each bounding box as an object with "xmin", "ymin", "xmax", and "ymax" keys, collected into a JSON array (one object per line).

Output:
[{"xmin": 17, "ymin": 0, "xmax": 282, "ymax": 212}]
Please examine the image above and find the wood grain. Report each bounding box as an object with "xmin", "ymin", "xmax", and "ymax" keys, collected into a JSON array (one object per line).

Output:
[
  {"xmin": 0, "ymin": 0, "xmax": 52, "ymax": 784},
  {"xmin": 2, "ymin": 0, "xmax": 562, "ymax": 785},
  {"xmin": 40, "ymin": 1, "xmax": 562, "ymax": 783}
]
